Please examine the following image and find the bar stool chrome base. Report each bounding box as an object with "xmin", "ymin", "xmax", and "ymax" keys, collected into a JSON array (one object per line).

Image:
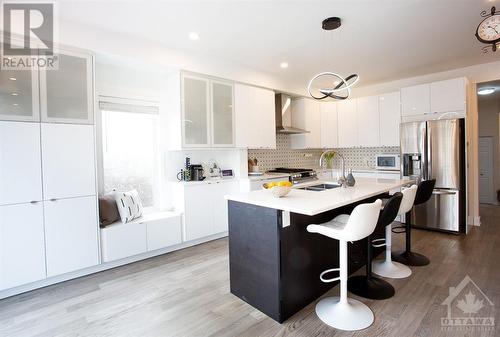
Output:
[
  {"xmin": 392, "ymin": 250, "xmax": 430, "ymax": 266},
  {"xmin": 347, "ymin": 275, "xmax": 395, "ymax": 300},
  {"xmin": 372, "ymin": 259, "xmax": 412, "ymax": 278},
  {"xmin": 316, "ymin": 297, "xmax": 374, "ymax": 331}
]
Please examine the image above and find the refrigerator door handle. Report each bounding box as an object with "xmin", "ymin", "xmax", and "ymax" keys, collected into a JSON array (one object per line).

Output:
[
  {"xmin": 432, "ymin": 189, "xmax": 457, "ymax": 196},
  {"xmin": 426, "ymin": 122, "xmax": 432, "ymax": 180}
]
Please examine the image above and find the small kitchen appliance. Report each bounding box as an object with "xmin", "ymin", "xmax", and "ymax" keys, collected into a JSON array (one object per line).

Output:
[{"xmin": 267, "ymin": 168, "xmax": 317, "ymax": 184}]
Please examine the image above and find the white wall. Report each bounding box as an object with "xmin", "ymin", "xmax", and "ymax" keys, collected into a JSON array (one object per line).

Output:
[
  {"xmin": 59, "ymin": 20, "xmax": 290, "ymax": 94},
  {"xmin": 352, "ymin": 60, "xmax": 500, "ymax": 98},
  {"xmin": 478, "ymin": 95, "xmax": 500, "ymax": 200}
]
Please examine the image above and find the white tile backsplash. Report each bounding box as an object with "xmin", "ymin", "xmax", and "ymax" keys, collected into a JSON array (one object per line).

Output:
[{"xmin": 248, "ymin": 134, "xmax": 399, "ymax": 171}]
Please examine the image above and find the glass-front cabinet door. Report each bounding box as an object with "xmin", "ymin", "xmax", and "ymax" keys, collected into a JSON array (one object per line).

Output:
[
  {"xmin": 211, "ymin": 80, "xmax": 234, "ymax": 146},
  {"xmin": 40, "ymin": 49, "xmax": 93, "ymax": 124},
  {"xmin": 181, "ymin": 75, "xmax": 210, "ymax": 147},
  {"xmin": 0, "ymin": 68, "xmax": 39, "ymax": 122}
]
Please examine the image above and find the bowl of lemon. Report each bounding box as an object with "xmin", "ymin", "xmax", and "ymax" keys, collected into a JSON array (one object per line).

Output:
[{"xmin": 263, "ymin": 180, "xmax": 293, "ymax": 198}]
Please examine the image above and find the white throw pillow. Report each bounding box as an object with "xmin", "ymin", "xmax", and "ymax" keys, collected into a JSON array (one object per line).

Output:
[{"xmin": 115, "ymin": 190, "xmax": 143, "ymax": 223}]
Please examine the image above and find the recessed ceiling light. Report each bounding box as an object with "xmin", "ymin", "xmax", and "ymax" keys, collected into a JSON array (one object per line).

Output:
[
  {"xmin": 188, "ymin": 32, "xmax": 200, "ymax": 40},
  {"xmin": 478, "ymin": 88, "xmax": 495, "ymax": 95},
  {"xmin": 280, "ymin": 62, "xmax": 288, "ymax": 69},
  {"xmin": 11, "ymin": 92, "xmax": 18, "ymax": 96},
  {"xmin": 9, "ymin": 77, "xmax": 16, "ymax": 81},
  {"xmin": 12, "ymin": 103, "xmax": 18, "ymax": 106}
]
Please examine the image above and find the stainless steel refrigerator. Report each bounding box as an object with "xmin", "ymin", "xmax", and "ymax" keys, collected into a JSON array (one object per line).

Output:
[{"xmin": 400, "ymin": 119, "xmax": 465, "ymax": 233}]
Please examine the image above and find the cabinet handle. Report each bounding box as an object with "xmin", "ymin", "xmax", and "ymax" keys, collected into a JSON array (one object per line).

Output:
[
  {"xmin": 30, "ymin": 200, "xmax": 39, "ymax": 204},
  {"xmin": 50, "ymin": 198, "xmax": 57, "ymax": 202}
]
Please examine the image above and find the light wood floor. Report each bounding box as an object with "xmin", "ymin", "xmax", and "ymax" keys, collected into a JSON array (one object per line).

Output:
[{"xmin": 1, "ymin": 206, "xmax": 499, "ymax": 337}]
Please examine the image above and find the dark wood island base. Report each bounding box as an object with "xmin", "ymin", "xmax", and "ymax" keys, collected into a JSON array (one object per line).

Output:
[{"xmin": 228, "ymin": 194, "xmax": 388, "ymax": 323}]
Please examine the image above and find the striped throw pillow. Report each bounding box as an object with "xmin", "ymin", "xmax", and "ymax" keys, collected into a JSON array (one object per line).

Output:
[{"xmin": 115, "ymin": 190, "xmax": 144, "ymax": 223}]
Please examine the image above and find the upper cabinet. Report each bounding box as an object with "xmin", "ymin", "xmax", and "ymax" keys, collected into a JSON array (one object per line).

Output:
[
  {"xmin": 401, "ymin": 83, "xmax": 430, "ymax": 116},
  {"xmin": 337, "ymin": 99, "xmax": 358, "ymax": 148},
  {"xmin": 211, "ymin": 80, "xmax": 235, "ymax": 146},
  {"xmin": 0, "ymin": 48, "xmax": 93, "ymax": 124},
  {"xmin": 181, "ymin": 74, "xmax": 211, "ymax": 147},
  {"xmin": 40, "ymin": 50, "xmax": 93, "ymax": 124},
  {"xmin": 320, "ymin": 102, "xmax": 338, "ymax": 148},
  {"xmin": 401, "ymin": 77, "xmax": 466, "ymax": 120},
  {"xmin": 234, "ymin": 83, "xmax": 276, "ymax": 149},
  {"xmin": 0, "ymin": 68, "xmax": 39, "ymax": 122},
  {"xmin": 379, "ymin": 92, "xmax": 401, "ymax": 147},
  {"xmin": 430, "ymin": 78, "xmax": 466, "ymax": 114},
  {"xmin": 357, "ymin": 95, "xmax": 380, "ymax": 147},
  {"xmin": 167, "ymin": 72, "xmax": 235, "ymax": 149},
  {"xmin": 290, "ymin": 98, "xmax": 321, "ymax": 149}
]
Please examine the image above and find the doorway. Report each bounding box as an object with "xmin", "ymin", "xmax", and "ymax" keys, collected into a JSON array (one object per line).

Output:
[
  {"xmin": 478, "ymin": 137, "xmax": 494, "ymax": 204},
  {"xmin": 477, "ymin": 80, "xmax": 500, "ymax": 218}
]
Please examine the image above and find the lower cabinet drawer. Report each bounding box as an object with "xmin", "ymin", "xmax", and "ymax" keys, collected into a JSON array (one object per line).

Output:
[
  {"xmin": 146, "ymin": 216, "xmax": 182, "ymax": 251},
  {"xmin": 101, "ymin": 222, "xmax": 147, "ymax": 262}
]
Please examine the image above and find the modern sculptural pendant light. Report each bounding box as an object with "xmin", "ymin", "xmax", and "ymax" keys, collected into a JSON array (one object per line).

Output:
[{"xmin": 308, "ymin": 17, "xmax": 359, "ymax": 101}]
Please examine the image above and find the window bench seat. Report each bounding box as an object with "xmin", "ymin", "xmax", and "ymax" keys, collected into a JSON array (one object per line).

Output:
[{"xmin": 100, "ymin": 211, "xmax": 182, "ymax": 262}]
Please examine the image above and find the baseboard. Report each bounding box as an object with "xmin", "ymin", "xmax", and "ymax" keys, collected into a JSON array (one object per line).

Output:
[
  {"xmin": 0, "ymin": 232, "xmax": 228, "ymax": 300},
  {"xmin": 474, "ymin": 216, "xmax": 481, "ymax": 226}
]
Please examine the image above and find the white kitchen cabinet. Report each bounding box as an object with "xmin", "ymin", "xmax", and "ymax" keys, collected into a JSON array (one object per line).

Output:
[
  {"xmin": 40, "ymin": 49, "xmax": 93, "ymax": 124},
  {"xmin": 182, "ymin": 184, "xmax": 214, "ymax": 241},
  {"xmin": 211, "ymin": 80, "xmax": 234, "ymax": 146},
  {"xmin": 0, "ymin": 68, "xmax": 39, "ymax": 122},
  {"xmin": 234, "ymin": 84, "xmax": 276, "ymax": 149},
  {"xmin": 44, "ymin": 196, "xmax": 99, "ymax": 277},
  {"xmin": 174, "ymin": 180, "xmax": 239, "ymax": 241},
  {"xmin": 320, "ymin": 102, "xmax": 339, "ymax": 148},
  {"xmin": 212, "ymin": 181, "xmax": 240, "ymax": 233},
  {"xmin": 430, "ymin": 77, "xmax": 466, "ymax": 114},
  {"xmin": 400, "ymin": 83, "xmax": 430, "ymax": 116},
  {"xmin": 0, "ymin": 203, "xmax": 46, "ymax": 290},
  {"xmin": 0, "ymin": 122, "xmax": 42, "ymax": 205},
  {"xmin": 290, "ymin": 98, "xmax": 321, "ymax": 149},
  {"xmin": 182, "ymin": 74, "xmax": 211, "ymax": 147},
  {"xmin": 379, "ymin": 92, "xmax": 401, "ymax": 147},
  {"xmin": 41, "ymin": 123, "xmax": 96, "ymax": 200},
  {"xmin": 337, "ymin": 99, "xmax": 358, "ymax": 148},
  {"xmin": 357, "ymin": 95, "xmax": 380, "ymax": 147}
]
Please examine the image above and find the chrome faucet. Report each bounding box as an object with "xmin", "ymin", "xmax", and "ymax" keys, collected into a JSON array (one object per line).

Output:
[{"xmin": 319, "ymin": 150, "xmax": 347, "ymax": 188}]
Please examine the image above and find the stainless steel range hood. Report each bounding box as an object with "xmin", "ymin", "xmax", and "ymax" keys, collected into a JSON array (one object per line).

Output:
[{"xmin": 275, "ymin": 93, "xmax": 309, "ymax": 134}]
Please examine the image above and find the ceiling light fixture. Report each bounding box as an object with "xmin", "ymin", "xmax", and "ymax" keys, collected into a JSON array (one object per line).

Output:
[
  {"xmin": 11, "ymin": 92, "xmax": 18, "ymax": 96},
  {"xmin": 478, "ymin": 87, "xmax": 495, "ymax": 95},
  {"xmin": 9, "ymin": 77, "xmax": 16, "ymax": 81},
  {"xmin": 308, "ymin": 17, "xmax": 359, "ymax": 100},
  {"xmin": 280, "ymin": 62, "xmax": 288, "ymax": 69},
  {"xmin": 188, "ymin": 32, "xmax": 200, "ymax": 40}
]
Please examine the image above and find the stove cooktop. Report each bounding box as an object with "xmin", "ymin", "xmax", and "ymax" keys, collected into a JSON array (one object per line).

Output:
[{"xmin": 267, "ymin": 168, "xmax": 314, "ymax": 173}]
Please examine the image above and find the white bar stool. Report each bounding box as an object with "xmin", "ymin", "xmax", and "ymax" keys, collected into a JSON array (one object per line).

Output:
[
  {"xmin": 372, "ymin": 185, "xmax": 417, "ymax": 279},
  {"xmin": 307, "ymin": 199, "xmax": 382, "ymax": 331}
]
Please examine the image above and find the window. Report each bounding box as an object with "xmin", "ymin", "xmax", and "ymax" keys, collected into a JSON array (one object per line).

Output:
[{"xmin": 100, "ymin": 99, "xmax": 160, "ymax": 209}]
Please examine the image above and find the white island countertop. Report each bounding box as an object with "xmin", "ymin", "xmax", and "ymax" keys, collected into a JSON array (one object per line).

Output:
[{"xmin": 225, "ymin": 177, "xmax": 413, "ymax": 216}]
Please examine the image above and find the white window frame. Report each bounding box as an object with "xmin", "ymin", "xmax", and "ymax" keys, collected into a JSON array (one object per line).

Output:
[{"xmin": 97, "ymin": 96, "xmax": 161, "ymax": 212}]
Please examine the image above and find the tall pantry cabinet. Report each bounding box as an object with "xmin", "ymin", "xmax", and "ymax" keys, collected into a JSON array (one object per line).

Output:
[{"xmin": 0, "ymin": 47, "xmax": 98, "ymax": 290}]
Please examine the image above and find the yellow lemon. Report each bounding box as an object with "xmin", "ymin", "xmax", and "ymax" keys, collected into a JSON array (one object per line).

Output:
[
  {"xmin": 278, "ymin": 181, "xmax": 289, "ymax": 187},
  {"xmin": 267, "ymin": 182, "xmax": 277, "ymax": 188}
]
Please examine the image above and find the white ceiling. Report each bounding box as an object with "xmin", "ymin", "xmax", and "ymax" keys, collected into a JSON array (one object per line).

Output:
[{"xmin": 58, "ymin": 0, "xmax": 500, "ymax": 89}]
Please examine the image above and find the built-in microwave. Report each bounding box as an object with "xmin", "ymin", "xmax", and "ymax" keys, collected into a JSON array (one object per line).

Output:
[{"xmin": 375, "ymin": 154, "xmax": 400, "ymax": 171}]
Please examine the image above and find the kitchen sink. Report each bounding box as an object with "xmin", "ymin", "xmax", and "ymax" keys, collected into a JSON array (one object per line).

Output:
[{"xmin": 298, "ymin": 183, "xmax": 341, "ymax": 191}]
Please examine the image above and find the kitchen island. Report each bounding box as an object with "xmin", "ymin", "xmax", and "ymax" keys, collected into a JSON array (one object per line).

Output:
[{"xmin": 225, "ymin": 177, "xmax": 412, "ymax": 323}]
